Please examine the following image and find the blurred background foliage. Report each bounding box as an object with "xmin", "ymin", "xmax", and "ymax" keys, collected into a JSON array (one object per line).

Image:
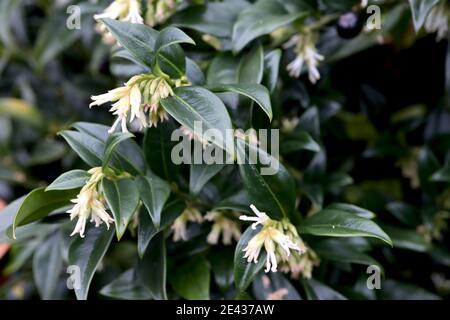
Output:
[{"xmin": 0, "ymin": 0, "xmax": 449, "ymax": 300}]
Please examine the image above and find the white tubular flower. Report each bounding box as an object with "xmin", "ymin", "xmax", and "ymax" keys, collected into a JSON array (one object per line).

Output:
[
  {"xmin": 239, "ymin": 204, "xmax": 270, "ymax": 229},
  {"xmin": 240, "ymin": 204, "xmax": 302, "ymax": 273},
  {"xmin": 171, "ymin": 206, "xmax": 203, "ymax": 242},
  {"xmin": 90, "ymin": 74, "xmax": 185, "ymax": 133},
  {"xmin": 67, "ymin": 167, "xmax": 114, "ymax": 238},
  {"xmin": 425, "ymin": 2, "xmax": 450, "ymax": 41},
  {"xmin": 94, "ymin": 0, "xmax": 144, "ymax": 43},
  {"xmin": 361, "ymin": 0, "xmax": 368, "ymax": 8},
  {"xmin": 284, "ymin": 33, "xmax": 324, "ymax": 84},
  {"xmin": 205, "ymin": 211, "xmax": 241, "ymax": 245}
]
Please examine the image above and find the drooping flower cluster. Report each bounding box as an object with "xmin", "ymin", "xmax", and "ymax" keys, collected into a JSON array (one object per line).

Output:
[
  {"xmin": 425, "ymin": 2, "xmax": 450, "ymax": 41},
  {"xmin": 67, "ymin": 167, "xmax": 114, "ymax": 238},
  {"xmin": 283, "ymin": 32, "xmax": 324, "ymax": 84},
  {"xmin": 145, "ymin": 0, "xmax": 178, "ymax": 27},
  {"xmin": 90, "ymin": 74, "xmax": 189, "ymax": 133},
  {"xmin": 204, "ymin": 210, "xmax": 242, "ymax": 245},
  {"xmin": 171, "ymin": 205, "xmax": 203, "ymax": 242},
  {"xmin": 94, "ymin": 0, "xmax": 144, "ymax": 43},
  {"xmin": 239, "ymin": 204, "xmax": 306, "ymax": 273}
]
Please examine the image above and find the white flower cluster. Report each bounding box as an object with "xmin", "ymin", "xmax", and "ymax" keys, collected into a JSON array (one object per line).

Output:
[
  {"xmin": 90, "ymin": 74, "xmax": 188, "ymax": 133},
  {"xmin": 94, "ymin": 0, "xmax": 144, "ymax": 43},
  {"xmin": 171, "ymin": 206, "xmax": 203, "ymax": 242},
  {"xmin": 205, "ymin": 211, "xmax": 242, "ymax": 245},
  {"xmin": 239, "ymin": 205, "xmax": 307, "ymax": 273},
  {"xmin": 284, "ymin": 33, "xmax": 324, "ymax": 84},
  {"xmin": 67, "ymin": 167, "xmax": 114, "ymax": 238}
]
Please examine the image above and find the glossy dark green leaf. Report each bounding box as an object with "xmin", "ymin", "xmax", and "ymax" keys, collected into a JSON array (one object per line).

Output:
[
  {"xmin": 262, "ymin": 49, "xmax": 281, "ymax": 93},
  {"xmin": 302, "ymin": 278, "xmax": 347, "ymax": 300},
  {"xmin": 381, "ymin": 225, "xmax": 430, "ymax": 252},
  {"xmin": 236, "ymin": 138, "xmax": 296, "ymax": 220},
  {"xmin": 99, "ymin": 18, "xmax": 157, "ymax": 67},
  {"xmin": 32, "ymin": 232, "xmax": 63, "ymax": 300},
  {"xmin": 100, "ymin": 269, "xmax": 152, "ymax": 300},
  {"xmin": 160, "ymin": 86, "xmax": 235, "ymax": 157},
  {"xmin": 299, "ymin": 209, "xmax": 392, "ymax": 246},
  {"xmin": 313, "ymin": 239, "xmax": 383, "ymax": 272},
  {"xmin": 379, "ymin": 279, "xmax": 440, "ymax": 300},
  {"xmin": 170, "ymin": 256, "xmax": 210, "ymax": 300},
  {"xmin": 237, "ymin": 43, "xmax": 264, "ymax": 84},
  {"xmin": 46, "ymin": 170, "xmax": 90, "ymax": 191},
  {"xmin": 138, "ymin": 199, "xmax": 185, "ymax": 257},
  {"xmin": 189, "ymin": 163, "xmax": 226, "ymax": 195},
  {"xmin": 171, "ymin": 0, "xmax": 249, "ymax": 38},
  {"xmin": 206, "ymin": 83, "xmax": 272, "ymax": 121},
  {"xmin": 136, "ymin": 173, "xmax": 171, "ymax": 228},
  {"xmin": 102, "ymin": 178, "xmax": 140, "ymax": 240},
  {"xmin": 210, "ymin": 248, "xmax": 234, "ymax": 293},
  {"xmin": 234, "ymin": 226, "xmax": 266, "ymax": 292},
  {"xmin": 206, "ymin": 53, "xmax": 239, "ymax": 84},
  {"xmin": 68, "ymin": 225, "xmax": 115, "ymax": 300},
  {"xmin": 231, "ymin": 0, "xmax": 306, "ymax": 52},
  {"xmin": 103, "ymin": 132, "xmax": 135, "ymax": 168},
  {"xmin": 143, "ymin": 120, "xmax": 180, "ymax": 182},
  {"xmin": 325, "ymin": 203, "xmax": 376, "ymax": 219},
  {"xmin": 10, "ymin": 188, "xmax": 78, "ymax": 239},
  {"xmin": 137, "ymin": 232, "xmax": 167, "ymax": 300},
  {"xmin": 154, "ymin": 27, "xmax": 195, "ymax": 52},
  {"xmin": 386, "ymin": 201, "xmax": 422, "ymax": 227},
  {"xmin": 59, "ymin": 130, "xmax": 103, "ymax": 167},
  {"xmin": 281, "ymin": 130, "xmax": 321, "ymax": 154}
]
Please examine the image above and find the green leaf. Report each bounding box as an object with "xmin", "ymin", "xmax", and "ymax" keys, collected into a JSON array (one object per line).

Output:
[
  {"xmin": 46, "ymin": 170, "xmax": 90, "ymax": 191},
  {"xmin": 237, "ymin": 43, "xmax": 264, "ymax": 84},
  {"xmin": 99, "ymin": 18, "xmax": 158, "ymax": 68},
  {"xmin": 431, "ymin": 166, "xmax": 450, "ymax": 182},
  {"xmin": 100, "ymin": 269, "xmax": 152, "ymax": 300},
  {"xmin": 102, "ymin": 178, "xmax": 140, "ymax": 240},
  {"xmin": 137, "ymin": 232, "xmax": 167, "ymax": 300},
  {"xmin": 234, "ymin": 226, "xmax": 266, "ymax": 292},
  {"xmin": 408, "ymin": 0, "xmax": 441, "ymax": 31},
  {"xmin": 155, "ymin": 26, "xmax": 195, "ymax": 52},
  {"xmin": 262, "ymin": 49, "xmax": 281, "ymax": 93},
  {"xmin": 136, "ymin": 173, "xmax": 171, "ymax": 228},
  {"xmin": 206, "ymin": 84, "xmax": 272, "ymax": 121},
  {"xmin": 73, "ymin": 122, "xmax": 145, "ymax": 175},
  {"xmin": 236, "ymin": 138, "xmax": 296, "ymax": 220},
  {"xmin": 210, "ymin": 248, "xmax": 235, "ymax": 293},
  {"xmin": 299, "ymin": 209, "xmax": 392, "ymax": 246},
  {"xmin": 302, "ymin": 278, "xmax": 347, "ymax": 300},
  {"xmin": 206, "ymin": 53, "xmax": 239, "ymax": 84},
  {"xmin": 160, "ymin": 86, "xmax": 235, "ymax": 157},
  {"xmin": 137, "ymin": 198, "xmax": 185, "ymax": 257},
  {"xmin": 379, "ymin": 279, "xmax": 441, "ymax": 300},
  {"xmin": 281, "ymin": 130, "xmax": 321, "ymax": 154},
  {"xmin": 103, "ymin": 132, "xmax": 135, "ymax": 168},
  {"xmin": 10, "ymin": 188, "xmax": 79, "ymax": 239},
  {"xmin": 68, "ymin": 225, "xmax": 115, "ymax": 300},
  {"xmin": 143, "ymin": 120, "xmax": 180, "ymax": 182},
  {"xmin": 381, "ymin": 225, "xmax": 430, "ymax": 252},
  {"xmin": 313, "ymin": 239, "xmax": 383, "ymax": 273},
  {"xmin": 59, "ymin": 130, "xmax": 103, "ymax": 167},
  {"xmin": 325, "ymin": 203, "xmax": 376, "ymax": 219},
  {"xmin": 190, "ymin": 163, "xmax": 226, "ymax": 195},
  {"xmin": 32, "ymin": 232, "xmax": 63, "ymax": 300},
  {"xmin": 170, "ymin": 256, "xmax": 210, "ymax": 300},
  {"xmin": 231, "ymin": 0, "xmax": 306, "ymax": 52},
  {"xmin": 27, "ymin": 140, "xmax": 66, "ymax": 166},
  {"xmin": 171, "ymin": 0, "xmax": 249, "ymax": 38}
]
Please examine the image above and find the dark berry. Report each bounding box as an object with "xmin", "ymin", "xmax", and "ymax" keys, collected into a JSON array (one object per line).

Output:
[{"xmin": 336, "ymin": 11, "xmax": 364, "ymax": 39}]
